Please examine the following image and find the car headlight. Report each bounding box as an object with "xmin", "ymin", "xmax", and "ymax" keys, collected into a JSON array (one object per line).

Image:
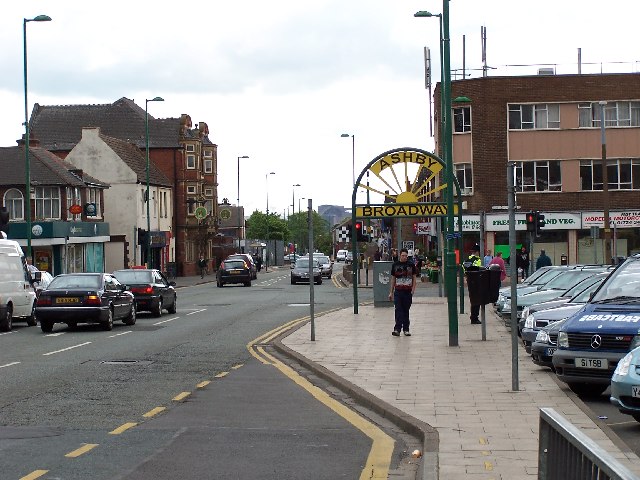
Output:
[
  {"xmin": 614, "ymin": 352, "xmax": 634, "ymax": 377},
  {"xmin": 536, "ymin": 330, "xmax": 550, "ymax": 343},
  {"xmin": 629, "ymin": 336, "xmax": 640, "ymax": 350},
  {"xmin": 558, "ymin": 331, "xmax": 568, "ymax": 348},
  {"xmin": 524, "ymin": 313, "xmax": 535, "ymax": 329}
]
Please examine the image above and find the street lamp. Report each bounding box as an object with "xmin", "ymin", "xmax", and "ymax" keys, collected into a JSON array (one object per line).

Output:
[
  {"xmin": 265, "ymin": 172, "xmax": 276, "ymax": 272},
  {"xmin": 23, "ymin": 14, "xmax": 51, "ymax": 259},
  {"xmin": 340, "ymin": 133, "xmax": 355, "ymax": 188},
  {"xmin": 145, "ymin": 96, "xmax": 164, "ymax": 268},
  {"xmin": 599, "ymin": 101, "xmax": 612, "ymax": 264},
  {"xmin": 416, "ymin": 4, "xmax": 458, "ymax": 346},
  {"xmin": 292, "ymin": 183, "xmax": 301, "ymax": 254},
  {"xmin": 237, "ymin": 155, "xmax": 249, "ymax": 250}
]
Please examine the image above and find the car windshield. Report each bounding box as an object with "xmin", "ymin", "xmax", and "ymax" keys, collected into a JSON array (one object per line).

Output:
[
  {"xmin": 522, "ymin": 267, "xmax": 553, "ymax": 284},
  {"xmin": 531, "ymin": 269, "xmax": 566, "ymax": 285},
  {"xmin": 113, "ymin": 271, "xmax": 153, "ymax": 283},
  {"xmin": 571, "ymin": 278, "xmax": 605, "ymax": 303},
  {"xmin": 313, "ymin": 256, "xmax": 329, "ymax": 264},
  {"xmin": 49, "ymin": 275, "xmax": 101, "ymax": 289},
  {"xmin": 296, "ymin": 259, "xmax": 317, "ymax": 268},
  {"xmin": 543, "ymin": 270, "xmax": 599, "ymax": 290},
  {"xmin": 561, "ymin": 274, "xmax": 606, "ymax": 298},
  {"xmin": 591, "ymin": 257, "xmax": 640, "ymax": 302}
]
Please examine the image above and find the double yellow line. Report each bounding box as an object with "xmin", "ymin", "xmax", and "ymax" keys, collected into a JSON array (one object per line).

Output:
[{"xmin": 247, "ymin": 314, "xmax": 394, "ymax": 479}]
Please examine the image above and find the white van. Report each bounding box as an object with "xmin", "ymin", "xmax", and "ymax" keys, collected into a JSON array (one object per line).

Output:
[
  {"xmin": 336, "ymin": 250, "xmax": 348, "ymax": 262},
  {"xmin": 0, "ymin": 240, "xmax": 38, "ymax": 331}
]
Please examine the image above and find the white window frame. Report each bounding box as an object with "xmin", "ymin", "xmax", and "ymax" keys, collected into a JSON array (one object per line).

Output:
[
  {"xmin": 87, "ymin": 188, "xmax": 101, "ymax": 218},
  {"xmin": 509, "ymin": 104, "xmax": 560, "ymax": 130},
  {"xmin": 3, "ymin": 188, "xmax": 24, "ymax": 221},
  {"xmin": 35, "ymin": 186, "xmax": 61, "ymax": 220},
  {"xmin": 514, "ymin": 160, "xmax": 562, "ymax": 192},
  {"xmin": 579, "ymin": 101, "xmax": 640, "ymax": 128},
  {"xmin": 141, "ymin": 188, "xmax": 146, "ymax": 217},
  {"xmin": 204, "ymin": 158, "xmax": 213, "ymax": 174},
  {"xmin": 580, "ymin": 158, "xmax": 640, "ymax": 191},
  {"xmin": 187, "ymin": 154, "xmax": 196, "ymax": 169},
  {"xmin": 203, "ymin": 149, "xmax": 212, "ymax": 157},
  {"xmin": 152, "ymin": 190, "xmax": 157, "ymax": 218},
  {"xmin": 186, "ymin": 144, "xmax": 195, "ymax": 152},
  {"xmin": 453, "ymin": 106, "xmax": 471, "ymax": 133},
  {"xmin": 204, "ymin": 188, "xmax": 213, "ymax": 197},
  {"xmin": 454, "ymin": 163, "xmax": 473, "ymax": 195}
]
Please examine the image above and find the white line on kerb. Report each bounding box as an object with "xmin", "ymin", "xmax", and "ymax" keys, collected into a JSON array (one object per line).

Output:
[
  {"xmin": 0, "ymin": 362, "xmax": 20, "ymax": 369},
  {"xmin": 186, "ymin": 309, "xmax": 206, "ymax": 316},
  {"xmin": 153, "ymin": 316, "xmax": 180, "ymax": 325},
  {"xmin": 43, "ymin": 342, "xmax": 92, "ymax": 356},
  {"xmin": 108, "ymin": 331, "xmax": 132, "ymax": 338}
]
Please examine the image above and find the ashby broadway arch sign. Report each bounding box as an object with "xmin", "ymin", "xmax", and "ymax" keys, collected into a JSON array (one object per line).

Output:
[{"xmin": 352, "ymin": 147, "xmax": 460, "ymax": 219}]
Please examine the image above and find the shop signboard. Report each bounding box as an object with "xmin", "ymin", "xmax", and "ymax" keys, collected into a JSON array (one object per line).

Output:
[{"xmin": 582, "ymin": 211, "xmax": 640, "ymax": 228}]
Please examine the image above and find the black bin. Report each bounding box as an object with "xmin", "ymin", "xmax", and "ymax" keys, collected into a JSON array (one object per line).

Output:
[{"xmin": 466, "ymin": 268, "xmax": 502, "ymax": 306}]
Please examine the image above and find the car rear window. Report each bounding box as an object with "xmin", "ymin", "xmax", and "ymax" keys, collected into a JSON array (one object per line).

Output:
[
  {"xmin": 224, "ymin": 260, "xmax": 246, "ymax": 269},
  {"xmin": 113, "ymin": 271, "xmax": 153, "ymax": 283},
  {"xmin": 49, "ymin": 275, "xmax": 101, "ymax": 289}
]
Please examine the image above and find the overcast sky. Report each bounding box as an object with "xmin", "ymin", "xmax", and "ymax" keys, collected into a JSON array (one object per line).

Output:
[{"xmin": 2, "ymin": 1, "xmax": 639, "ymax": 217}]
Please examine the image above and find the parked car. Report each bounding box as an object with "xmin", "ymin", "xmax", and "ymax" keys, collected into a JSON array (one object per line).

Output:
[
  {"xmin": 0, "ymin": 239, "xmax": 39, "ymax": 331},
  {"xmin": 112, "ymin": 269, "xmax": 177, "ymax": 317},
  {"xmin": 291, "ymin": 257, "xmax": 322, "ymax": 285},
  {"xmin": 217, "ymin": 258, "xmax": 252, "ymax": 287},
  {"xmin": 336, "ymin": 250, "xmax": 348, "ymax": 262},
  {"xmin": 611, "ymin": 345, "xmax": 640, "ymax": 422},
  {"xmin": 554, "ymin": 254, "xmax": 640, "ymax": 397},
  {"xmin": 36, "ymin": 273, "xmax": 136, "ymax": 332},
  {"xmin": 530, "ymin": 318, "xmax": 569, "ymax": 370},
  {"xmin": 227, "ymin": 254, "xmax": 257, "ymax": 279},
  {"xmin": 495, "ymin": 266, "xmax": 565, "ymax": 313}
]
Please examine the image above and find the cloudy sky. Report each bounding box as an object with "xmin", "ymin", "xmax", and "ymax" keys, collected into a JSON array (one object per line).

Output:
[{"xmin": 2, "ymin": 1, "xmax": 639, "ymax": 217}]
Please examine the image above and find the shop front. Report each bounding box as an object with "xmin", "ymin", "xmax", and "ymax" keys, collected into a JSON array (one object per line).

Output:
[{"xmin": 8, "ymin": 221, "xmax": 110, "ymax": 275}]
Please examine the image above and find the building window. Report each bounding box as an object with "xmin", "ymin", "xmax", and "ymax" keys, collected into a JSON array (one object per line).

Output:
[
  {"xmin": 3, "ymin": 189, "xmax": 24, "ymax": 220},
  {"xmin": 204, "ymin": 199, "xmax": 213, "ymax": 214},
  {"xmin": 163, "ymin": 191, "xmax": 168, "ymax": 218},
  {"xmin": 509, "ymin": 104, "xmax": 560, "ymax": 130},
  {"xmin": 579, "ymin": 101, "xmax": 640, "ymax": 128},
  {"xmin": 203, "ymin": 150, "xmax": 212, "ymax": 157},
  {"xmin": 185, "ymin": 144, "xmax": 195, "ymax": 152},
  {"xmin": 186, "ymin": 241, "xmax": 195, "ymax": 262},
  {"xmin": 152, "ymin": 190, "xmax": 157, "ymax": 217},
  {"xmin": 514, "ymin": 161, "xmax": 562, "ymax": 192},
  {"xmin": 187, "ymin": 154, "xmax": 196, "ymax": 169},
  {"xmin": 204, "ymin": 188, "xmax": 213, "ymax": 197},
  {"xmin": 454, "ymin": 163, "xmax": 473, "ymax": 194},
  {"xmin": 204, "ymin": 158, "xmax": 213, "ymax": 173},
  {"xmin": 35, "ymin": 187, "xmax": 61, "ymax": 220},
  {"xmin": 141, "ymin": 188, "xmax": 146, "ymax": 216},
  {"xmin": 65, "ymin": 187, "xmax": 81, "ymax": 221},
  {"xmin": 187, "ymin": 185, "xmax": 196, "ymax": 195},
  {"xmin": 453, "ymin": 106, "xmax": 471, "ymax": 133},
  {"xmin": 580, "ymin": 159, "xmax": 640, "ymax": 190},
  {"xmin": 87, "ymin": 188, "xmax": 101, "ymax": 218}
]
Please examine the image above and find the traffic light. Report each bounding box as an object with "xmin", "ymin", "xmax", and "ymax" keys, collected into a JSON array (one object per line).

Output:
[
  {"xmin": 526, "ymin": 211, "xmax": 536, "ymax": 233},
  {"xmin": 354, "ymin": 221, "xmax": 367, "ymax": 242},
  {"xmin": 536, "ymin": 212, "xmax": 545, "ymax": 236}
]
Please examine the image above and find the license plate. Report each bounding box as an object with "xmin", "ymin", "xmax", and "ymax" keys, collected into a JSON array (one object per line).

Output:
[
  {"xmin": 56, "ymin": 297, "xmax": 79, "ymax": 304},
  {"xmin": 545, "ymin": 347, "xmax": 556, "ymax": 356},
  {"xmin": 230, "ymin": 271, "xmax": 242, "ymax": 275},
  {"xmin": 575, "ymin": 357, "xmax": 608, "ymax": 369},
  {"xmin": 631, "ymin": 386, "xmax": 640, "ymax": 398}
]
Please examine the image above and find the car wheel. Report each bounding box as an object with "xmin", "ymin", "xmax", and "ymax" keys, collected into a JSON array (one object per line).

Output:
[
  {"xmin": 217, "ymin": 280, "xmax": 224, "ymax": 287},
  {"xmin": 123, "ymin": 303, "xmax": 136, "ymax": 326},
  {"xmin": 40, "ymin": 319, "xmax": 53, "ymax": 333},
  {"xmin": 244, "ymin": 281, "xmax": 251, "ymax": 287},
  {"xmin": 168, "ymin": 296, "xmax": 177, "ymax": 314},
  {"xmin": 567, "ymin": 382, "xmax": 607, "ymax": 397},
  {"xmin": 153, "ymin": 298, "xmax": 163, "ymax": 318},
  {"xmin": 0, "ymin": 304, "xmax": 13, "ymax": 332},
  {"xmin": 26, "ymin": 302, "xmax": 37, "ymax": 327},
  {"xmin": 102, "ymin": 307, "xmax": 114, "ymax": 331}
]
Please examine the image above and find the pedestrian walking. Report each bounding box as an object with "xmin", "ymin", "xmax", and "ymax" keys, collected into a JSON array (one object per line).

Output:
[
  {"xmin": 483, "ymin": 250, "xmax": 493, "ymax": 268},
  {"xmin": 536, "ymin": 249, "xmax": 552, "ymax": 269},
  {"xmin": 516, "ymin": 246, "xmax": 530, "ymax": 281},
  {"xmin": 391, "ymin": 248, "xmax": 398, "ymax": 262},
  {"xmin": 464, "ymin": 246, "xmax": 483, "ymax": 324},
  {"xmin": 197, "ymin": 254, "xmax": 207, "ymax": 279},
  {"xmin": 489, "ymin": 251, "xmax": 507, "ymax": 283},
  {"xmin": 388, "ymin": 248, "xmax": 417, "ymax": 337}
]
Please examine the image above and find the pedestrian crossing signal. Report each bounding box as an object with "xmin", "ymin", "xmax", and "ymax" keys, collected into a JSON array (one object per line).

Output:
[
  {"xmin": 355, "ymin": 221, "xmax": 368, "ymax": 242},
  {"xmin": 526, "ymin": 211, "xmax": 536, "ymax": 233}
]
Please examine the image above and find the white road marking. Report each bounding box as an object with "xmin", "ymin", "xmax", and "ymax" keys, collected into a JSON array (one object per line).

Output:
[
  {"xmin": 153, "ymin": 316, "xmax": 180, "ymax": 325},
  {"xmin": 0, "ymin": 361, "xmax": 20, "ymax": 369},
  {"xmin": 0, "ymin": 331, "xmax": 17, "ymax": 336},
  {"xmin": 288, "ymin": 303, "xmax": 311, "ymax": 307},
  {"xmin": 108, "ymin": 331, "xmax": 132, "ymax": 338},
  {"xmin": 43, "ymin": 342, "xmax": 92, "ymax": 356},
  {"xmin": 186, "ymin": 309, "xmax": 206, "ymax": 316},
  {"xmin": 44, "ymin": 332, "xmax": 65, "ymax": 337}
]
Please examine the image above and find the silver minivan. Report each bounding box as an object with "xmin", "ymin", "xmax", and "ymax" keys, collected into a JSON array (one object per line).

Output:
[{"xmin": 0, "ymin": 240, "xmax": 39, "ymax": 331}]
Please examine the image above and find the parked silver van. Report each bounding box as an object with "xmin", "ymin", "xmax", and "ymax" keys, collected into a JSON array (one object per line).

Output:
[{"xmin": 0, "ymin": 240, "xmax": 39, "ymax": 331}]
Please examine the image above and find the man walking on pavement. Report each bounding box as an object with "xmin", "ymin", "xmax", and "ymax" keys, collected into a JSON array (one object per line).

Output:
[
  {"xmin": 388, "ymin": 248, "xmax": 417, "ymax": 337},
  {"xmin": 536, "ymin": 249, "xmax": 552, "ymax": 269},
  {"xmin": 464, "ymin": 246, "xmax": 483, "ymax": 324}
]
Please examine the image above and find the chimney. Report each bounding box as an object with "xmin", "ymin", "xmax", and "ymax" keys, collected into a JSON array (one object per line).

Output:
[{"xmin": 16, "ymin": 132, "xmax": 40, "ymax": 147}]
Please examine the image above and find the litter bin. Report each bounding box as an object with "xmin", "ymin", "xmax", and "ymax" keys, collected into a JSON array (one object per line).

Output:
[
  {"xmin": 560, "ymin": 254, "xmax": 568, "ymax": 266},
  {"xmin": 466, "ymin": 268, "xmax": 501, "ymax": 306},
  {"xmin": 373, "ymin": 261, "xmax": 394, "ymax": 307},
  {"xmin": 430, "ymin": 269, "xmax": 439, "ymax": 283}
]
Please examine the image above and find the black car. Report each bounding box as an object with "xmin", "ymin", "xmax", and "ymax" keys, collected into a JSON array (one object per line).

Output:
[
  {"xmin": 226, "ymin": 254, "xmax": 257, "ymax": 279},
  {"xmin": 217, "ymin": 258, "xmax": 252, "ymax": 287},
  {"xmin": 113, "ymin": 269, "xmax": 177, "ymax": 317},
  {"xmin": 36, "ymin": 273, "xmax": 136, "ymax": 332},
  {"xmin": 291, "ymin": 258, "xmax": 322, "ymax": 285}
]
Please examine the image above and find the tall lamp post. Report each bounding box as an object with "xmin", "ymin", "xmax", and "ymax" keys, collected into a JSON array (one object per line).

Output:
[
  {"xmin": 340, "ymin": 133, "xmax": 355, "ymax": 188},
  {"xmin": 265, "ymin": 172, "xmax": 276, "ymax": 272},
  {"xmin": 23, "ymin": 14, "xmax": 52, "ymax": 259},
  {"xmin": 145, "ymin": 96, "xmax": 164, "ymax": 268},
  {"xmin": 416, "ymin": 3, "xmax": 458, "ymax": 346},
  {"xmin": 292, "ymin": 183, "xmax": 301, "ymax": 254},
  {"xmin": 237, "ymin": 155, "xmax": 249, "ymax": 251}
]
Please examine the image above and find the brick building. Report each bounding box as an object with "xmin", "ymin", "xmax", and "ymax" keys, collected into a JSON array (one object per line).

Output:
[
  {"xmin": 29, "ymin": 98, "xmax": 219, "ymax": 276},
  {"xmin": 434, "ymin": 73, "xmax": 640, "ymax": 264}
]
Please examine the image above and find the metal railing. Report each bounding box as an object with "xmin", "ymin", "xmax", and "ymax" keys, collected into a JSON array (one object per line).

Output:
[{"xmin": 538, "ymin": 408, "xmax": 639, "ymax": 479}]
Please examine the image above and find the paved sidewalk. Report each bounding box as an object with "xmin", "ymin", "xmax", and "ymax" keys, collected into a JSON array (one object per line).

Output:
[{"xmin": 279, "ymin": 292, "xmax": 640, "ymax": 479}]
